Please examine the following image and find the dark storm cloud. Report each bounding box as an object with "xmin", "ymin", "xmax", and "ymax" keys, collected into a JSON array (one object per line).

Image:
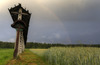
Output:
[
  {"xmin": 0, "ymin": 0, "xmax": 100, "ymax": 44},
  {"xmin": 44, "ymin": 0, "xmax": 100, "ymax": 22}
]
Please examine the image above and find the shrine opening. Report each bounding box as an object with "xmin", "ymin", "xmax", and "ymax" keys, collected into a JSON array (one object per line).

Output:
[{"xmin": 8, "ymin": 3, "xmax": 31, "ymax": 58}]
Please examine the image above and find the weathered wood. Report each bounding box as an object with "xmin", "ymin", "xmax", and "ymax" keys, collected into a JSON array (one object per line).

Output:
[
  {"xmin": 18, "ymin": 31, "xmax": 25, "ymax": 54},
  {"xmin": 9, "ymin": 4, "xmax": 31, "ymax": 58},
  {"xmin": 13, "ymin": 29, "xmax": 19, "ymax": 58}
]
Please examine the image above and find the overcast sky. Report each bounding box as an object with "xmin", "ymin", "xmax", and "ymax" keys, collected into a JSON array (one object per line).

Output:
[{"xmin": 0, "ymin": 0, "xmax": 100, "ymax": 44}]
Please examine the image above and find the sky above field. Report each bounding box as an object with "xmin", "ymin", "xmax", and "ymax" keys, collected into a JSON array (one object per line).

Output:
[{"xmin": 0, "ymin": 0, "xmax": 100, "ymax": 44}]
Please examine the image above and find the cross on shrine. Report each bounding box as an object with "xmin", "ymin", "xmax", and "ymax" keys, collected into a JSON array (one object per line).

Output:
[{"xmin": 11, "ymin": 8, "xmax": 29, "ymax": 20}]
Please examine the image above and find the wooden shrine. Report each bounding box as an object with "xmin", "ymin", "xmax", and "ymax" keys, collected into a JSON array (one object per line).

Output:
[{"xmin": 8, "ymin": 3, "xmax": 31, "ymax": 58}]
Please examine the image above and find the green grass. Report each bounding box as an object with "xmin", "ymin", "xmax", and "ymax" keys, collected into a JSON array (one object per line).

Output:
[
  {"xmin": 29, "ymin": 49, "xmax": 49, "ymax": 65},
  {"xmin": 0, "ymin": 49, "xmax": 13, "ymax": 65},
  {"xmin": 7, "ymin": 49, "xmax": 48, "ymax": 65},
  {"xmin": 44, "ymin": 47, "xmax": 100, "ymax": 65},
  {"xmin": 30, "ymin": 49, "xmax": 47, "ymax": 57},
  {"xmin": 2, "ymin": 47, "xmax": 100, "ymax": 65}
]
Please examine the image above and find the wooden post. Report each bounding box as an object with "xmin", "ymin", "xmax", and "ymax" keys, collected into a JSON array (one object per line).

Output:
[
  {"xmin": 13, "ymin": 29, "xmax": 19, "ymax": 58},
  {"xmin": 13, "ymin": 29, "xmax": 25, "ymax": 58}
]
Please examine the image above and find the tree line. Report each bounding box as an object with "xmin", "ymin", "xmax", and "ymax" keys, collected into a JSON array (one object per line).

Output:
[{"xmin": 0, "ymin": 41, "xmax": 100, "ymax": 48}]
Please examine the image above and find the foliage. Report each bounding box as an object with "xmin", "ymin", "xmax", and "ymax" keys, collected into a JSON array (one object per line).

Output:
[
  {"xmin": 44, "ymin": 47, "xmax": 100, "ymax": 65},
  {"xmin": 26, "ymin": 42, "xmax": 66, "ymax": 48},
  {"xmin": 0, "ymin": 41, "xmax": 66, "ymax": 48},
  {"xmin": 0, "ymin": 41, "xmax": 100, "ymax": 48},
  {"xmin": 0, "ymin": 42, "xmax": 14, "ymax": 48},
  {"xmin": 0, "ymin": 49, "xmax": 13, "ymax": 65}
]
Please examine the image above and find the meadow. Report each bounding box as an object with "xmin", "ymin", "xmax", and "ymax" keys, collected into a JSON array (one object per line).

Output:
[
  {"xmin": 7, "ymin": 49, "xmax": 48, "ymax": 65},
  {"xmin": 0, "ymin": 49, "xmax": 13, "ymax": 65},
  {"xmin": 44, "ymin": 47, "xmax": 100, "ymax": 65},
  {"xmin": 1, "ymin": 47, "xmax": 100, "ymax": 65},
  {"xmin": 30, "ymin": 49, "xmax": 47, "ymax": 56}
]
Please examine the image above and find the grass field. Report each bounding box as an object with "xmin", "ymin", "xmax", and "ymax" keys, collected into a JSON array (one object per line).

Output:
[
  {"xmin": 30, "ymin": 47, "xmax": 100, "ymax": 65},
  {"xmin": 0, "ymin": 49, "xmax": 13, "ymax": 65},
  {"xmin": 7, "ymin": 49, "xmax": 48, "ymax": 65},
  {"xmin": 30, "ymin": 49, "xmax": 47, "ymax": 56},
  {"xmin": 44, "ymin": 47, "xmax": 100, "ymax": 65},
  {"xmin": 1, "ymin": 47, "xmax": 100, "ymax": 65}
]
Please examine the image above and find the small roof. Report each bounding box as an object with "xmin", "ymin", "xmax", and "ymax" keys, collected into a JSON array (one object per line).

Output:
[{"xmin": 8, "ymin": 3, "xmax": 31, "ymax": 23}]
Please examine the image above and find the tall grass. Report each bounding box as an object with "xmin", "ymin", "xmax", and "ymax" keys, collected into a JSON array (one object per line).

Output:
[
  {"xmin": 0, "ymin": 49, "xmax": 13, "ymax": 65},
  {"xmin": 44, "ymin": 47, "xmax": 100, "ymax": 65}
]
